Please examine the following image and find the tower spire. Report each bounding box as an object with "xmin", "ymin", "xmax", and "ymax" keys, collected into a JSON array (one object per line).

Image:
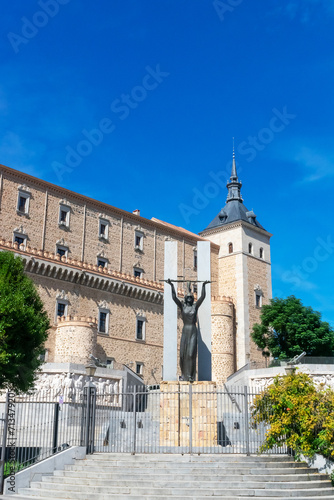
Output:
[
  {"xmin": 226, "ymin": 141, "xmax": 243, "ymax": 203},
  {"xmin": 231, "ymin": 137, "xmax": 237, "ymax": 180}
]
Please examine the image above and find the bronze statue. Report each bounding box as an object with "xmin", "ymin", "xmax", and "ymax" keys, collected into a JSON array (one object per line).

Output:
[{"xmin": 166, "ymin": 279, "xmax": 209, "ymax": 382}]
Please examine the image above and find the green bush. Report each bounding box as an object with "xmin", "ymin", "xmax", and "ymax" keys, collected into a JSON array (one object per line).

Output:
[{"xmin": 251, "ymin": 371, "xmax": 334, "ymax": 460}]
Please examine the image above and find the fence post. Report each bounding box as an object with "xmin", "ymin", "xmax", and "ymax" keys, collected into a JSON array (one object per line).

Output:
[
  {"xmin": 0, "ymin": 392, "xmax": 9, "ymax": 494},
  {"xmin": 52, "ymin": 403, "xmax": 60, "ymax": 454},
  {"xmin": 244, "ymin": 386, "xmax": 250, "ymax": 456},
  {"xmin": 132, "ymin": 386, "xmax": 137, "ymax": 455},
  {"xmin": 189, "ymin": 384, "xmax": 193, "ymax": 454}
]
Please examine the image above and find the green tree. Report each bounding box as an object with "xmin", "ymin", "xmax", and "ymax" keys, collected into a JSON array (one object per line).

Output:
[
  {"xmin": 252, "ymin": 371, "xmax": 334, "ymax": 459},
  {"xmin": 0, "ymin": 252, "xmax": 50, "ymax": 392},
  {"xmin": 251, "ymin": 296, "xmax": 334, "ymax": 359}
]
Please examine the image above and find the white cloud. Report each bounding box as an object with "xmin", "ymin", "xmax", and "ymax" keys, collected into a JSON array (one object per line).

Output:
[
  {"xmin": 294, "ymin": 147, "xmax": 334, "ymax": 182},
  {"xmin": 270, "ymin": 1, "xmax": 334, "ymax": 24}
]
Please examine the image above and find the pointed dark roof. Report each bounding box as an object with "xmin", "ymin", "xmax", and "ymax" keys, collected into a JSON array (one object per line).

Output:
[{"xmin": 201, "ymin": 151, "xmax": 266, "ymax": 233}]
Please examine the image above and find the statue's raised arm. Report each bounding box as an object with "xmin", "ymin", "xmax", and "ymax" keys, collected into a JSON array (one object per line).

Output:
[
  {"xmin": 166, "ymin": 279, "xmax": 182, "ymax": 310},
  {"xmin": 195, "ymin": 280, "xmax": 210, "ymax": 311}
]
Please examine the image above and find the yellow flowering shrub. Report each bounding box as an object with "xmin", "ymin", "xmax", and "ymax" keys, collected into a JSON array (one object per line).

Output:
[{"xmin": 251, "ymin": 370, "xmax": 334, "ymax": 459}]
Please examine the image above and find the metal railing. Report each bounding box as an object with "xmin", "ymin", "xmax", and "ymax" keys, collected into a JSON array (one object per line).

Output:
[
  {"xmin": 93, "ymin": 384, "xmax": 287, "ymax": 455},
  {"xmin": 0, "ymin": 383, "xmax": 287, "ymax": 491}
]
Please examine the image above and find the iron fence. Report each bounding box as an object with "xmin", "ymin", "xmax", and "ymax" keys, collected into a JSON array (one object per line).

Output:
[
  {"xmin": 94, "ymin": 384, "xmax": 287, "ymax": 455},
  {"xmin": 0, "ymin": 383, "xmax": 287, "ymax": 491}
]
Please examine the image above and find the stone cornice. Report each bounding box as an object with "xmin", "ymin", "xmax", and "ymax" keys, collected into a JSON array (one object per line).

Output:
[
  {"xmin": 200, "ymin": 220, "xmax": 273, "ymax": 239},
  {"xmin": 0, "ymin": 164, "xmax": 219, "ymax": 247},
  {"xmin": 218, "ymin": 251, "xmax": 271, "ymax": 266},
  {"xmin": 0, "ymin": 237, "xmax": 166, "ymax": 304}
]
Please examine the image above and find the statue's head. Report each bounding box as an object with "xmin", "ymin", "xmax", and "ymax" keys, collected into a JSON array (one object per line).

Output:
[
  {"xmin": 184, "ymin": 281, "xmax": 194, "ymax": 305},
  {"xmin": 185, "ymin": 293, "xmax": 194, "ymax": 305}
]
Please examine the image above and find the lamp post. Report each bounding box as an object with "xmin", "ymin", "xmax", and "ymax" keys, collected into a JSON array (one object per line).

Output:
[{"xmin": 81, "ymin": 361, "xmax": 97, "ymax": 454}]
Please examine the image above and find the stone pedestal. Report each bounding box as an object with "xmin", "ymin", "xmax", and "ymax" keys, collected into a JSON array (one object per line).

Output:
[{"xmin": 160, "ymin": 381, "xmax": 217, "ymax": 449}]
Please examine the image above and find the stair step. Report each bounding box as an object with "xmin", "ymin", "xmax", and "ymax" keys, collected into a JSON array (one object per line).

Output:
[
  {"xmin": 51, "ymin": 472, "xmax": 329, "ymax": 483},
  {"xmin": 36, "ymin": 478, "xmax": 333, "ymax": 491},
  {"xmin": 15, "ymin": 487, "xmax": 334, "ymax": 499},
  {"xmin": 4, "ymin": 453, "xmax": 333, "ymax": 499}
]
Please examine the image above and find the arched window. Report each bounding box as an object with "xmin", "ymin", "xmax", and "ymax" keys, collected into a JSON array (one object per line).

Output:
[
  {"xmin": 248, "ymin": 243, "xmax": 253, "ymax": 254},
  {"xmin": 228, "ymin": 243, "xmax": 233, "ymax": 254},
  {"xmin": 259, "ymin": 247, "xmax": 264, "ymax": 259}
]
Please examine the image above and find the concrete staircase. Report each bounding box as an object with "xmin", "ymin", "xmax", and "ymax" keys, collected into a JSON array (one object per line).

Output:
[{"xmin": 4, "ymin": 453, "xmax": 334, "ymax": 499}]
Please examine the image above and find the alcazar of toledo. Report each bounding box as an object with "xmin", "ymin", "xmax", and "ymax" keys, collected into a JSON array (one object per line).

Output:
[{"xmin": 0, "ymin": 152, "xmax": 272, "ymax": 387}]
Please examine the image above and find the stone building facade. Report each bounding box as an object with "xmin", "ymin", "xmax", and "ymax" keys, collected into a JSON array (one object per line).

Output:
[{"xmin": 0, "ymin": 152, "xmax": 272, "ymax": 384}]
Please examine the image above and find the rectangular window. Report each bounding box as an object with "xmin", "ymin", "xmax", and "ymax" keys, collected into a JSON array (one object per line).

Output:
[
  {"xmin": 18, "ymin": 196, "xmax": 27, "ymax": 212},
  {"xmin": 60, "ymin": 210, "xmax": 67, "ymax": 222},
  {"xmin": 136, "ymin": 362, "xmax": 143, "ymax": 375},
  {"xmin": 134, "ymin": 231, "xmax": 144, "ymax": 251},
  {"xmin": 57, "ymin": 302, "xmax": 66, "ymax": 317},
  {"xmin": 136, "ymin": 317, "xmax": 145, "ymax": 341},
  {"xmin": 17, "ymin": 191, "xmax": 30, "ymax": 215},
  {"xmin": 98, "ymin": 309, "xmax": 109, "ymax": 334},
  {"xmin": 59, "ymin": 206, "xmax": 70, "ymax": 227},
  {"xmin": 134, "ymin": 269, "xmax": 142, "ymax": 278},
  {"xmin": 99, "ymin": 219, "xmax": 109, "ymax": 240},
  {"xmin": 56, "ymin": 245, "xmax": 68, "ymax": 258},
  {"xmin": 106, "ymin": 358, "xmax": 114, "ymax": 369},
  {"xmin": 14, "ymin": 235, "xmax": 25, "ymax": 246},
  {"xmin": 14, "ymin": 233, "xmax": 27, "ymax": 249},
  {"xmin": 136, "ymin": 320, "xmax": 143, "ymax": 339},
  {"xmin": 193, "ymin": 250, "xmax": 197, "ymax": 269},
  {"xmin": 97, "ymin": 258, "xmax": 107, "ymax": 269},
  {"xmin": 99, "ymin": 312, "xmax": 107, "ymax": 333},
  {"xmin": 255, "ymin": 293, "xmax": 262, "ymax": 308}
]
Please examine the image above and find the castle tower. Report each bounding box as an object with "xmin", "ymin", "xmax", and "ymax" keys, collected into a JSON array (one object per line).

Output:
[
  {"xmin": 201, "ymin": 150, "xmax": 272, "ymax": 370},
  {"xmin": 54, "ymin": 316, "xmax": 98, "ymax": 364}
]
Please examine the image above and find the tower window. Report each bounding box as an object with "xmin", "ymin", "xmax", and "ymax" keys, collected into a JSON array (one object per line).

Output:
[
  {"xmin": 248, "ymin": 243, "xmax": 253, "ymax": 254},
  {"xmin": 18, "ymin": 195, "xmax": 27, "ymax": 213},
  {"xmin": 99, "ymin": 218, "xmax": 109, "ymax": 240},
  {"xmin": 134, "ymin": 231, "xmax": 144, "ymax": 251},
  {"xmin": 193, "ymin": 249, "xmax": 197, "ymax": 270},
  {"xmin": 13, "ymin": 232, "xmax": 27, "ymax": 249},
  {"xmin": 59, "ymin": 205, "xmax": 70, "ymax": 228},
  {"xmin": 14, "ymin": 235, "xmax": 25, "ymax": 246},
  {"xmin": 136, "ymin": 317, "xmax": 146, "ymax": 341},
  {"xmin": 99, "ymin": 312, "xmax": 107, "ymax": 333},
  {"xmin": 134, "ymin": 268, "xmax": 143, "ymax": 278},
  {"xmin": 136, "ymin": 362, "xmax": 143, "ymax": 375},
  {"xmin": 98, "ymin": 308, "xmax": 109, "ymax": 334},
  {"xmin": 228, "ymin": 243, "xmax": 233, "ymax": 254},
  {"xmin": 17, "ymin": 188, "xmax": 30, "ymax": 215},
  {"xmin": 97, "ymin": 257, "xmax": 107, "ymax": 269},
  {"xmin": 56, "ymin": 301, "xmax": 67, "ymax": 318},
  {"xmin": 259, "ymin": 247, "xmax": 264, "ymax": 259},
  {"xmin": 56, "ymin": 245, "xmax": 68, "ymax": 259}
]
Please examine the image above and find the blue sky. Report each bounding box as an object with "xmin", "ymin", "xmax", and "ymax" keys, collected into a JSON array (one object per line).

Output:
[{"xmin": 1, "ymin": 1, "xmax": 333, "ymax": 325}]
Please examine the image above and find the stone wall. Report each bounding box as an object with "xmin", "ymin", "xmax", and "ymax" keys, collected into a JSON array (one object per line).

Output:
[{"xmin": 0, "ymin": 165, "xmax": 221, "ymax": 385}]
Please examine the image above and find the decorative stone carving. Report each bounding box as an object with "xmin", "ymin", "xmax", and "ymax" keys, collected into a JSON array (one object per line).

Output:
[
  {"xmin": 98, "ymin": 300, "xmax": 109, "ymax": 311},
  {"xmin": 13, "ymin": 225, "xmax": 26, "ymax": 235},
  {"xmin": 56, "ymin": 238, "xmax": 67, "ymax": 247},
  {"xmin": 30, "ymin": 372, "xmax": 122, "ymax": 405},
  {"xmin": 59, "ymin": 199, "xmax": 70, "ymax": 206},
  {"xmin": 18, "ymin": 184, "xmax": 31, "ymax": 193},
  {"xmin": 56, "ymin": 290, "xmax": 69, "ymax": 301}
]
